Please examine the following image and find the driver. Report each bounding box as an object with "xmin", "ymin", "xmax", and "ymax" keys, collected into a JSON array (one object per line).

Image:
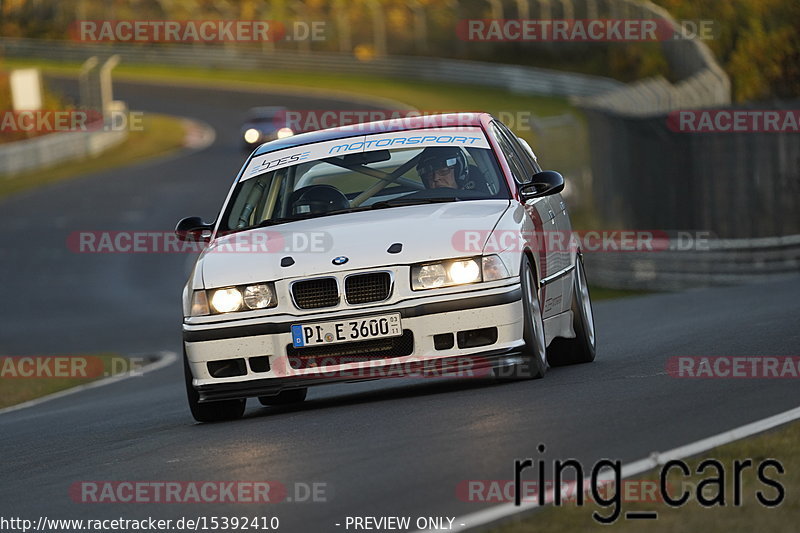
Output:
[
  {"xmin": 417, "ymin": 146, "xmax": 485, "ymax": 191},
  {"xmin": 416, "ymin": 146, "xmax": 472, "ymax": 190}
]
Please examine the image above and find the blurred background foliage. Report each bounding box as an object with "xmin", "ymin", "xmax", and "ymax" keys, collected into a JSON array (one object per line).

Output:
[
  {"xmin": 652, "ymin": 0, "xmax": 800, "ymax": 101},
  {"xmin": 0, "ymin": 0, "xmax": 797, "ymax": 102}
]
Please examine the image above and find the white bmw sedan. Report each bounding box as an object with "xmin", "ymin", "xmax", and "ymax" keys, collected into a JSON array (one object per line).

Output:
[{"xmin": 177, "ymin": 113, "xmax": 595, "ymax": 422}]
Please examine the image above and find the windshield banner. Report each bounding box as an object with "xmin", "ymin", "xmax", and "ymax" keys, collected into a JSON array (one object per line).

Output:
[{"xmin": 242, "ymin": 127, "xmax": 490, "ymax": 181}]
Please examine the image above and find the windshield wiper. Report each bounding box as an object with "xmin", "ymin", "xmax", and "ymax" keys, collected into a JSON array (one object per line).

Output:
[{"xmin": 368, "ymin": 197, "xmax": 460, "ymax": 210}]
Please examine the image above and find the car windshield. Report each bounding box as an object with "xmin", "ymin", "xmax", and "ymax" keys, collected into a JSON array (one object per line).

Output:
[{"xmin": 219, "ymin": 134, "xmax": 509, "ymax": 233}]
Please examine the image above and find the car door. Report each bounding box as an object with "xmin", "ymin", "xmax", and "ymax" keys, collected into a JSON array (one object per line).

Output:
[
  {"xmin": 512, "ymin": 132, "xmax": 573, "ymax": 315},
  {"xmin": 490, "ymin": 122, "xmax": 563, "ymax": 318}
]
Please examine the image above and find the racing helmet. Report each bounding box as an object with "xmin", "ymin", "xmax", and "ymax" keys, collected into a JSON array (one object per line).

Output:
[
  {"xmin": 416, "ymin": 146, "xmax": 469, "ymax": 187},
  {"xmin": 288, "ymin": 184, "xmax": 350, "ymax": 215}
]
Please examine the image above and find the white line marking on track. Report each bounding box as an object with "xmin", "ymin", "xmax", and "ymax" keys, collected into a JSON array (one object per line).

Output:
[
  {"xmin": 0, "ymin": 351, "xmax": 178, "ymax": 417},
  {"xmin": 415, "ymin": 403, "xmax": 800, "ymax": 532}
]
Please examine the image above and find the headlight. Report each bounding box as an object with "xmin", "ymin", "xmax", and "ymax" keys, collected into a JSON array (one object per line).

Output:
[
  {"xmin": 277, "ymin": 127, "xmax": 294, "ymax": 139},
  {"xmin": 202, "ymin": 283, "xmax": 278, "ymax": 314},
  {"xmin": 412, "ymin": 258, "xmax": 481, "ymax": 290},
  {"xmin": 411, "ymin": 256, "xmax": 510, "ymax": 290},
  {"xmin": 209, "ymin": 287, "xmax": 243, "ymax": 313},
  {"xmin": 243, "ymin": 128, "xmax": 260, "ymax": 144},
  {"xmin": 243, "ymin": 284, "xmax": 275, "ymax": 309},
  {"xmin": 449, "ymin": 259, "xmax": 481, "ymax": 284},
  {"xmin": 415, "ymin": 263, "xmax": 447, "ymax": 289}
]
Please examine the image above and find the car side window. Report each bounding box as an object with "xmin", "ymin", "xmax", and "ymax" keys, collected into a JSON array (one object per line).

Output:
[
  {"xmin": 490, "ymin": 123, "xmax": 528, "ymax": 184},
  {"xmin": 494, "ymin": 121, "xmax": 541, "ymax": 180},
  {"xmin": 516, "ymin": 137, "xmax": 543, "ymax": 174}
]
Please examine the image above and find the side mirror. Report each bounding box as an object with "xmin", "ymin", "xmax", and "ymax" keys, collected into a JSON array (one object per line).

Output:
[
  {"xmin": 519, "ymin": 171, "xmax": 565, "ymax": 201},
  {"xmin": 175, "ymin": 216, "xmax": 213, "ymax": 242}
]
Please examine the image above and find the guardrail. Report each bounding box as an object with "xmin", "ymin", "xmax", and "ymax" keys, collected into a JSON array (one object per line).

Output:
[
  {"xmin": 585, "ymin": 235, "xmax": 800, "ymax": 290},
  {"xmin": 0, "ymin": 126, "xmax": 128, "ymax": 177},
  {"xmin": 573, "ymin": 1, "xmax": 798, "ymax": 287}
]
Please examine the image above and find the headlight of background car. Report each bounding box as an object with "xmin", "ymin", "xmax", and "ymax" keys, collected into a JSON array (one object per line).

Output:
[
  {"xmin": 243, "ymin": 128, "xmax": 260, "ymax": 144},
  {"xmin": 191, "ymin": 283, "xmax": 277, "ymax": 315},
  {"xmin": 276, "ymin": 127, "xmax": 294, "ymax": 139},
  {"xmin": 411, "ymin": 256, "xmax": 509, "ymax": 290}
]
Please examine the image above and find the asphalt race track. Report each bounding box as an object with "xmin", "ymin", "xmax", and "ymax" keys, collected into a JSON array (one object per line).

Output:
[{"xmin": 1, "ymin": 79, "xmax": 798, "ymax": 531}]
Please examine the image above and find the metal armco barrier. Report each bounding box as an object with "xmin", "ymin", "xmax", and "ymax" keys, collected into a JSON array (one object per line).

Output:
[
  {"xmin": 0, "ymin": 127, "xmax": 128, "ymax": 176},
  {"xmin": 575, "ymin": 1, "xmax": 799, "ymax": 288},
  {"xmin": 584, "ymin": 235, "xmax": 800, "ymax": 290}
]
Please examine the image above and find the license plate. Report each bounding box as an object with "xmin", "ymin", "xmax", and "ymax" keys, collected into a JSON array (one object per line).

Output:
[{"xmin": 291, "ymin": 313, "xmax": 402, "ymax": 348}]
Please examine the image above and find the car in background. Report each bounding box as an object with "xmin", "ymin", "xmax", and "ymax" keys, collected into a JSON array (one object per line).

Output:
[
  {"xmin": 241, "ymin": 106, "xmax": 294, "ymax": 151},
  {"xmin": 178, "ymin": 112, "xmax": 596, "ymax": 422}
]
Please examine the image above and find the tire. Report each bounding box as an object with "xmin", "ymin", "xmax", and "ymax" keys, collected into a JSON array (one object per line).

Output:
[
  {"xmin": 547, "ymin": 253, "xmax": 596, "ymax": 367},
  {"xmin": 497, "ymin": 255, "xmax": 547, "ymax": 380},
  {"xmin": 184, "ymin": 349, "xmax": 246, "ymax": 423},
  {"xmin": 258, "ymin": 388, "xmax": 308, "ymax": 406}
]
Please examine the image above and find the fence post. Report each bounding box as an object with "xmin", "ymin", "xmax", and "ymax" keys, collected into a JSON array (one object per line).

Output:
[
  {"xmin": 332, "ymin": 0, "xmax": 352, "ymax": 53},
  {"xmin": 99, "ymin": 55, "xmax": 120, "ymax": 121},
  {"xmin": 366, "ymin": 0, "xmax": 387, "ymax": 56},
  {"xmin": 79, "ymin": 56, "xmax": 100, "ymax": 113}
]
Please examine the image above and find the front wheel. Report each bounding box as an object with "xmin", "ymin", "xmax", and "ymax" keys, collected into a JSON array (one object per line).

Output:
[
  {"xmin": 547, "ymin": 253, "xmax": 596, "ymax": 366},
  {"xmin": 497, "ymin": 256, "xmax": 547, "ymax": 380},
  {"xmin": 184, "ymin": 349, "xmax": 246, "ymax": 423}
]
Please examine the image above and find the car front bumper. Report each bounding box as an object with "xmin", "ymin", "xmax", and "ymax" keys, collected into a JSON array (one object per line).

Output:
[{"xmin": 184, "ymin": 284, "xmax": 525, "ymax": 402}]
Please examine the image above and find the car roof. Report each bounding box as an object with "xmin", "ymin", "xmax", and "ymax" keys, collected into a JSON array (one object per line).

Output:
[{"xmin": 253, "ymin": 112, "xmax": 491, "ymax": 156}]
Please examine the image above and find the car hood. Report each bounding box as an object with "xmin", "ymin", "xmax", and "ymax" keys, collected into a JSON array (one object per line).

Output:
[{"xmin": 199, "ymin": 200, "xmax": 511, "ymax": 288}]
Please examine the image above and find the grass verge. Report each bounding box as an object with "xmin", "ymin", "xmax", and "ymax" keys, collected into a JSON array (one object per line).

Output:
[
  {"xmin": 0, "ymin": 353, "xmax": 145, "ymax": 409},
  {"xmin": 0, "ymin": 112, "xmax": 186, "ymax": 199},
  {"xmin": 491, "ymin": 421, "xmax": 798, "ymax": 532}
]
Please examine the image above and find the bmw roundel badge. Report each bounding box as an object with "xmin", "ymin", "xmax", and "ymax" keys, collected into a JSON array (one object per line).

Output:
[{"xmin": 332, "ymin": 256, "xmax": 349, "ymax": 265}]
